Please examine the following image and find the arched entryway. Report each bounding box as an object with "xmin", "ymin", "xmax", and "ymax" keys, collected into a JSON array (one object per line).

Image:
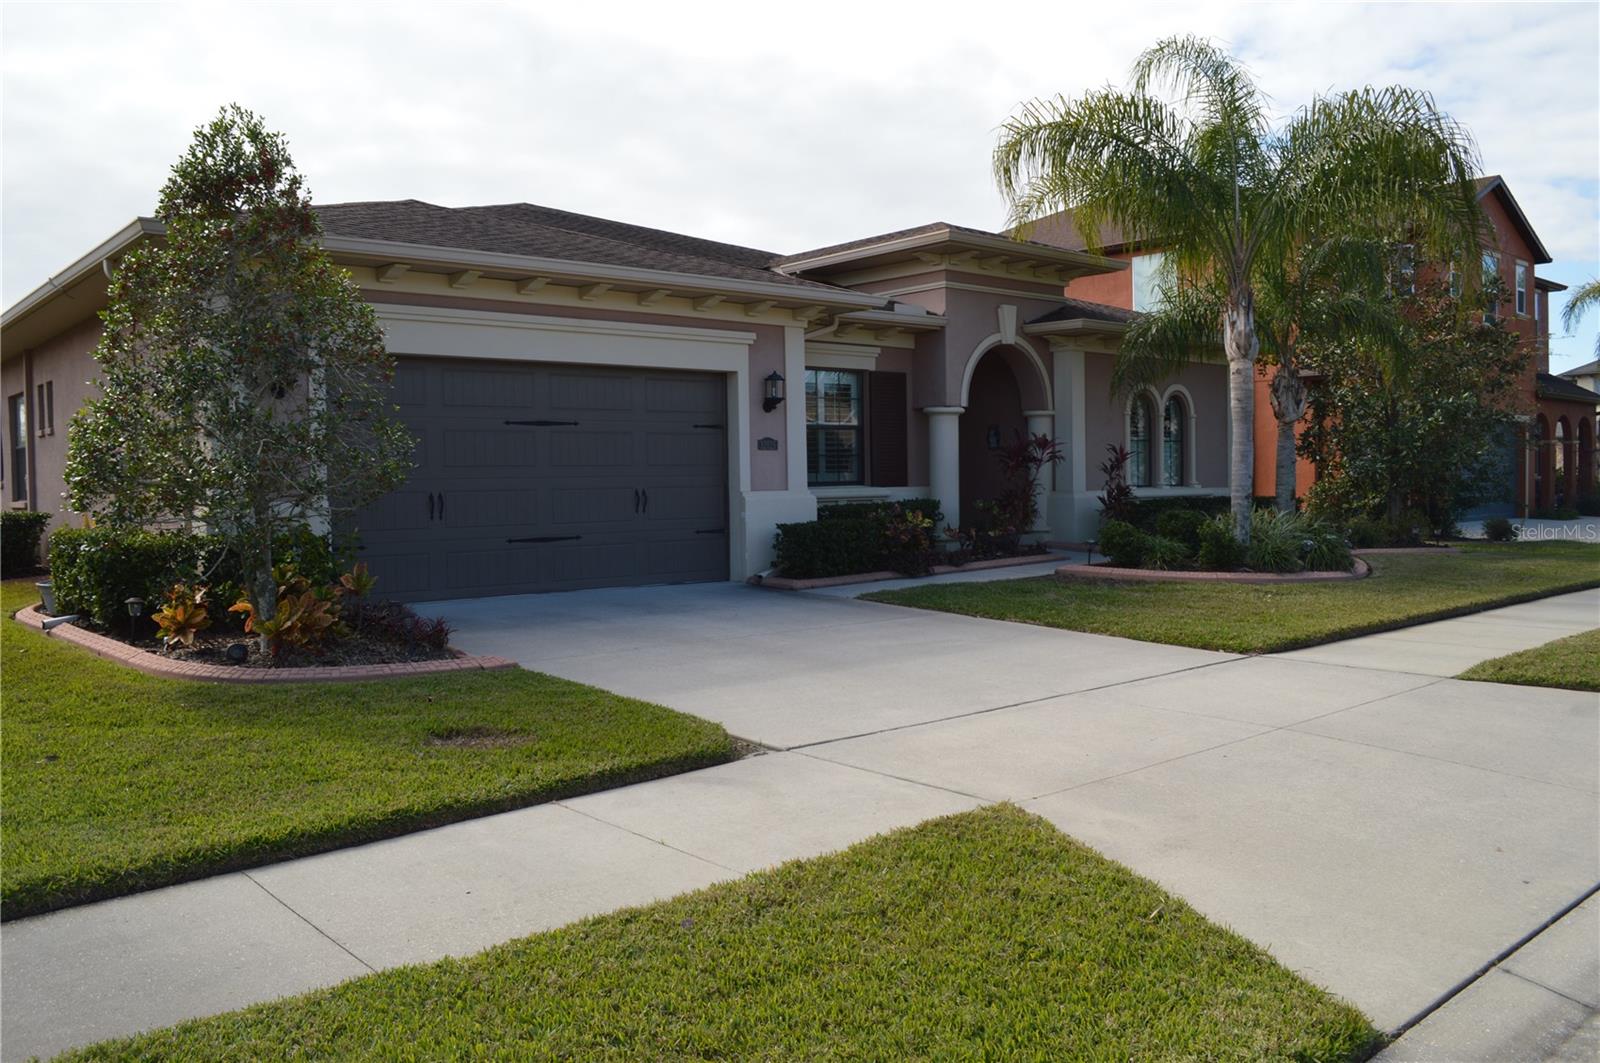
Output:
[
  {"xmin": 1579, "ymin": 416, "xmax": 1596, "ymax": 498},
  {"xmin": 1554, "ymin": 417, "xmax": 1571, "ymax": 508},
  {"xmin": 959, "ymin": 353, "xmax": 1029, "ymax": 519}
]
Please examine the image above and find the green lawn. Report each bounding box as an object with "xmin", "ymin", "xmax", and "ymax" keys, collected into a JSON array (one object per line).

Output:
[
  {"xmin": 0, "ymin": 580, "xmax": 732, "ymax": 919},
  {"xmin": 1458, "ymin": 628, "xmax": 1600, "ymax": 692},
  {"xmin": 865, "ymin": 542, "xmax": 1600, "ymax": 654},
  {"xmin": 58, "ymin": 805, "xmax": 1380, "ymax": 1062}
]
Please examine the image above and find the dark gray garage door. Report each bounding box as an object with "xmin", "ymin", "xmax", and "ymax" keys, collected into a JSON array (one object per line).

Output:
[{"xmin": 349, "ymin": 358, "xmax": 729, "ymax": 602}]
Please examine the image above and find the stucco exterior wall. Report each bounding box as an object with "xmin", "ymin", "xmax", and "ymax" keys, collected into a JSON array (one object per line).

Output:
[
  {"xmin": 2, "ymin": 318, "xmax": 102, "ymax": 533},
  {"xmin": 1083, "ymin": 351, "xmax": 1228, "ymax": 490}
]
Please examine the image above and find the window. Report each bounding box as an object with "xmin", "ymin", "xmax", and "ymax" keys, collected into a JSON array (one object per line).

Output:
[
  {"xmin": 805, "ymin": 369, "xmax": 863, "ymax": 485},
  {"xmin": 1396, "ymin": 244, "xmax": 1416, "ymax": 294},
  {"xmin": 1127, "ymin": 393, "xmax": 1155, "ymax": 487},
  {"xmin": 1481, "ymin": 251, "xmax": 1500, "ymax": 320},
  {"xmin": 8, "ymin": 393, "xmax": 27, "ymax": 502},
  {"xmin": 1131, "ymin": 252, "xmax": 1167, "ymax": 312},
  {"xmin": 35, "ymin": 380, "xmax": 53, "ymax": 436},
  {"xmin": 1161, "ymin": 395, "xmax": 1187, "ymax": 486},
  {"xmin": 1515, "ymin": 261, "xmax": 1529, "ymax": 316}
]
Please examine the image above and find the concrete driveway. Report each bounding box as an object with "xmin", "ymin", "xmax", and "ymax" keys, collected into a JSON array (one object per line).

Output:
[
  {"xmin": 436, "ymin": 580, "xmax": 1234, "ymax": 748},
  {"xmin": 442, "ymin": 582, "xmax": 1599, "ymax": 1032},
  {"xmin": 3, "ymin": 583, "xmax": 1594, "ymax": 1059}
]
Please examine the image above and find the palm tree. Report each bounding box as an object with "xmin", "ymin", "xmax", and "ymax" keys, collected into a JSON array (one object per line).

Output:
[
  {"xmin": 994, "ymin": 35, "xmax": 1481, "ymax": 539},
  {"xmin": 1561, "ymin": 278, "xmax": 1600, "ymax": 356}
]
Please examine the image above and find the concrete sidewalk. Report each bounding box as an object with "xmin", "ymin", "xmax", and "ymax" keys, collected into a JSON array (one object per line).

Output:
[
  {"xmin": 1277, "ymin": 587, "xmax": 1598, "ymax": 675},
  {"xmin": 3, "ymin": 588, "xmax": 1596, "ymax": 1060}
]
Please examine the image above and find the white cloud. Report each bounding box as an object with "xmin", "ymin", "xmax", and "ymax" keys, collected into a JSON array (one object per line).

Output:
[{"xmin": 4, "ymin": 0, "xmax": 1595, "ymax": 360}]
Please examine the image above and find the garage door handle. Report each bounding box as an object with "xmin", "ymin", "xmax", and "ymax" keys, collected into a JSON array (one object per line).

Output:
[
  {"xmin": 506, "ymin": 535, "xmax": 582, "ymax": 544},
  {"xmin": 641, "ymin": 489, "xmax": 648, "ymax": 513},
  {"xmin": 634, "ymin": 489, "xmax": 640, "ymax": 514},
  {"xmin": 503, "ymin": 419, "xmax": 580, "ymax": 427},
  {"xmin": 438, "ymin": 493, "xmax": 444, "ymax": 520},
  {"xmin": 428, "ymin": 492, "xmax": 435, "ymax": 521}
]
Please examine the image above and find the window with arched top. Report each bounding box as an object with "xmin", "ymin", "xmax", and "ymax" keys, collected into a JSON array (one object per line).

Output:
[
  {"xmin": 1128, "ymin": 393, "xmax": 1155, "ymax": 487},
  {"xmin": 1161, "ymin": 395, "xmax": 1187, "ymax": 486}
]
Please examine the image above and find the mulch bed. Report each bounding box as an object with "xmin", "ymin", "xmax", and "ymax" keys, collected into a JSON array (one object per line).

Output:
[{"xmin": 73, "ymin": 622, "xmax": 455, "ymax": 669}]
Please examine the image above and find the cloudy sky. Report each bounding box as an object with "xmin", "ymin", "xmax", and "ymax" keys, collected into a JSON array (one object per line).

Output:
[{"xmin": 4, "ymin": 1, "xmax": 1597, "ymax": 368}]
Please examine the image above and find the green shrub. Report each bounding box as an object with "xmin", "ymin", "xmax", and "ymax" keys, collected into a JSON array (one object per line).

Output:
[
  {"xmin": 1, "ymin": 511, "xmax": 53, "ymax": 578},
  {"xmin": 818, "ymin": 498, "xmax": 943, "ymax": 526},
  {"xmin": 1142, "ymin": 535, "xmax": 1191, "ymax": 570},
  {"xmin": 1153, "ymin": 508, "xmax": 1207, "ymax": 553},
  {"xmin": 1344, "ymin": 514, "xmax": 1386, "ymax": 549},
  {"xmin": 1097, "ymin": 519, "xmax": 1148, "ymax": 568},
  {"xmin": 773, "ymin": 517, "xmax": 882, "ymax": 579},
  {"xmin": 1195, "ymin": 514, "xmax": 1246, "ymax": 571},
  {"xmin": 773, "ymin": 500, "xmax": 944, "ymax": 579},
  {"xmin": 1127, "ymin": 495, "xmax": 1279, "ymax": 531},
  {"xmin": 1300, "ymin": 516, "xmax": 1353, "ymax": 572},
  {"xmin": 1576, "ymin": 494, "xmax": 1600, "ymax": 517},
  {"xmin": 50, "ymin": 528, "xmax": 215, "ymax": 628},
  {"xmin": 49, "ymin": 525, "xmax": 339, "ymax": 629},
  {"xmin": 1243, "ymin": 509, "xmax": 1305, "ymax": 574},
  {"xmin": 1482, "ymin": 516, "xmax": 1516, "ymax": 542}
]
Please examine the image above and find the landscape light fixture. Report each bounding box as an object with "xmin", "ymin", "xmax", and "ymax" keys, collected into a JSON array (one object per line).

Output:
[
  {"xmin": 762, "ymin": 371, "xmax": 785, "ymax": 413},
  {"xmin": 124, "ymin": 596, "xmax": 145, "ymax": 641}
]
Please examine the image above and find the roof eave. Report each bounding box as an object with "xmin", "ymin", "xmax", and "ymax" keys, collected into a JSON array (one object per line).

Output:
[
  {"xmin": 776, "ymin": 226, "xmax": 1126, "ymax": 278},
  {"xmin": 1022, "ymin": 318, "xmax": 1128, "ymax": 337},
  {"xmin": 1, "ymin": 218, "xmax": 159, "ymax": 335},
  {"xmin": 320, "ymin": 234, "xmax": 884, "ymax": 309},
  {"xmin": 1477, "ymin": 178, "xmax": 1553, "ymax": 266}
]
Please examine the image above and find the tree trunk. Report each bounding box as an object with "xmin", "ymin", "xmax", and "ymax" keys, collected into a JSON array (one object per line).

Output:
[
  {"xmin": 1268, "ymin": 364, "xmax": 1309, "ymax": 513},
  {"xmin": 250, "ymin": 535, "xmax": 277, "ymax": 655},
  {"xmin": 1224, "ymin": 292, "xmax": 1259, "ymax": 543}
]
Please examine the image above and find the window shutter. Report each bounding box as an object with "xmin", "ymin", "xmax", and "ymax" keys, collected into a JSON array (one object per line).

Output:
[{"xmin": 868, "ymin": 371, "xmax": 908, "ymax": 486}]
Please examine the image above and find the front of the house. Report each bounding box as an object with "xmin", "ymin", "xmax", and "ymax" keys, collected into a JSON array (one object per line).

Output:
[{"xmin": 2, "ymin": 201, "xmax": 1236, "ymax": 601}]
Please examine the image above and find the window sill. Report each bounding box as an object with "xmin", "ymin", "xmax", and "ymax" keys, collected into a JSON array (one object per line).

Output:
[{"xmin": 811, "ymin": 484, "xmax": 932, "ymax": 502}]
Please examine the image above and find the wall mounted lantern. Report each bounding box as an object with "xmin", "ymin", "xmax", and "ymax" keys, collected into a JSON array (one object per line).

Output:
[{"xmin": 762, "ymin": 371, "xmax": 786, "ymax": 413}]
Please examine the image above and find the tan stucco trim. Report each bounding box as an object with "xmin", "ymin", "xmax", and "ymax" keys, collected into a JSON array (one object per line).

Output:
[{"xmin": 776, "ymin": 225, "xmax": 1125, "ymax": 279}]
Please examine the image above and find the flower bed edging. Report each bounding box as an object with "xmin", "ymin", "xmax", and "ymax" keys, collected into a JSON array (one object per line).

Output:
[
  {"xmin": 11, "ymin": 604, "xmax": 516, "ymax": 683},
  {"xmin": 754, "ymin": 552, "xmax": 1065, "ymax": 592},
  {"xmin": 1052, "ymin": 558, "xmax": 1371, "ymax": 584}
]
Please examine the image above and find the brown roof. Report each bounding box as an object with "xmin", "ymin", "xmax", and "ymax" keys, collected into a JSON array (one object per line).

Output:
[
  {"xmin": 313, "ymin": 200, "xmax": 849, "ymax": 293},
  {"xmin": 1026, "ymin": 298, "xmax": 1136, "ymax": 326},
  {"xmin": 1018, "ymin": 211, "xmax": 1138, "ymax": 254},
  {"xmin": 773, "ymin": 220, "xmax": 1113, "ymax": 269},
  {"xmin": 1474, "ymin": 176, "xmax": 1552, "ymax": 265},
  {"xmin": 1536, "ymin": 371, "xmax": 1600, "ymax": 404}
]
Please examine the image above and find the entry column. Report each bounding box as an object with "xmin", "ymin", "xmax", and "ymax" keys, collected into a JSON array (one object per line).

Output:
[
  {"xmin": 925, "ymin": 406, "xmax": 964, "ymax": 533},
  {"xmin": 1024, "ymin": 409, "xmax": 1055, "ymax": 536}
]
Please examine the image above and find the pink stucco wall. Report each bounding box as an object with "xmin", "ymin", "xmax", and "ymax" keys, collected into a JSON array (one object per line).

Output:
[
  {"xmin": 1083, "ymin": 350, "xmax": 1229, "ymax": 489},
  {"xmin": 1, "ymin": 318, "xmax": 102, "ymax": 532}
]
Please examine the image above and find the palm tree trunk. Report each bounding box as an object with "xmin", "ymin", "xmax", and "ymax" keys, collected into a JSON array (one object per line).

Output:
[
  {"xmin": 1268, "ymin": 365, "xmax": 1308, "ymax": 513},
  {"xmin": 1224, "ymin": 292, "xmax": 1259, "ymax": 542}
]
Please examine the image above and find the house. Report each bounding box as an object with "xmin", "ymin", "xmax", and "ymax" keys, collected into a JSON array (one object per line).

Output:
[
  {"xmin": 1035, "ymin": 175, "xmax": 1600, "ymax": 516},
  {"xmin": 1, "ymin": 202, "xmax": 1233, "ymax": 600},
  {"xmin": 1558, "ymin": 359, "xmax": 1600, "ymax": 405}
]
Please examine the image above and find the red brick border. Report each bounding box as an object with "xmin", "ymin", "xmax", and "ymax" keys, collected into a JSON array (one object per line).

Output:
[
  {"xmin": 1052, "ymin": 558, "xmax": 1372, "ymax": 584},
  {"xmin": 11, "ymin": 605, "xmax": 516, "ymax": 683},
  {"xmin": 753, "ymin": 552, "xmax": 1065, "ymax": 592}
]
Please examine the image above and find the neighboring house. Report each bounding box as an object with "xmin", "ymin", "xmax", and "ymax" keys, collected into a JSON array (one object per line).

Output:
[
  {"xmin": 1035, "ymin": 175, "xmax": 1600, "ymax": 516},
  {"xmin": 1558, "ymin": 358, "xmax": 1600, "ymax": 403},
  {"xmin": 1, "ymin": 202, "xmax": 1234, "ymax": 600}
]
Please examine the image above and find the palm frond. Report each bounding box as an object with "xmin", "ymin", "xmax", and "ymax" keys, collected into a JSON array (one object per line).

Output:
[
  {"xmin": 1560, "ymin": 279, "xmax": 1600, "ymax": 354},
  {"xmin": 1113, "ymin": 278, "xmax": 1225, "ymax": 392}
]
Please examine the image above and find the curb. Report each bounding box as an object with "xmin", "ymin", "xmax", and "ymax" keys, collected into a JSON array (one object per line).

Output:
[
  {"xmin": 753, "ymin": 552, "xmax": 1064, "ymax": 592},
  {"xmin": 10, "ymin": 605, "xmax": 516, "ymax": 683},
  {"xmin": 1052, "ymin": 558, "xmax": 1372, "ymax": 584}
]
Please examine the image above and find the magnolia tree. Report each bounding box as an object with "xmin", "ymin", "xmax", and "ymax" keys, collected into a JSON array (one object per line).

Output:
[{"xmin": 67, "ymin": 106, "xmax": 413, "ymax": 642}]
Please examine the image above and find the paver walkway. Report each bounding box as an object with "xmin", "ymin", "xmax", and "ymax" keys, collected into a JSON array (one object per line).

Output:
[{"xmin": 2, "ymin": 586, "xmax": 1596, "ymax": 1061}]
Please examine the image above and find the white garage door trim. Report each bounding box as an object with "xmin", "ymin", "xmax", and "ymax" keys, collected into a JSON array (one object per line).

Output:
[{"xmin": 374, "ymin": 302, "xmax": 803, "ymax": 582}]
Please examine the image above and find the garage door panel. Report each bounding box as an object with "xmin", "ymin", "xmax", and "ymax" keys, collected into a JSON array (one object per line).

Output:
[
  {"xmin": 645, "ymin": 375, "xmax": 723, "ymax": 415},
  {"xmin": 641, "ymin": 484, "xmax": 724, "ymax": 524},
  {"xmin": 442, "ymin": 487, "xmax": 544, "ymax": 529},
  {"xmin": 550, "ymin": 485, "xmax": 636, "ymax": 526},
  {"xmin": 442, "ymin": 428, "xmax": 540, "ymax": 469},
  {"xmin": 441, "ymin": 366, "xmax": 537, "ymax": 408},
  {"xmin": 548, "ymin": 371, "xmax": 634, "ymax": 413},
  {"xmin": 645, "ymin": 429, "xmax": 723, "ymax": 468},
  {"xmin": 548, "ymin": 429, "xmax": 634, "ymax": 468},
  {"xmin": 354, "ymin": 357, "xmax": 728, "ymax": 602}
]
